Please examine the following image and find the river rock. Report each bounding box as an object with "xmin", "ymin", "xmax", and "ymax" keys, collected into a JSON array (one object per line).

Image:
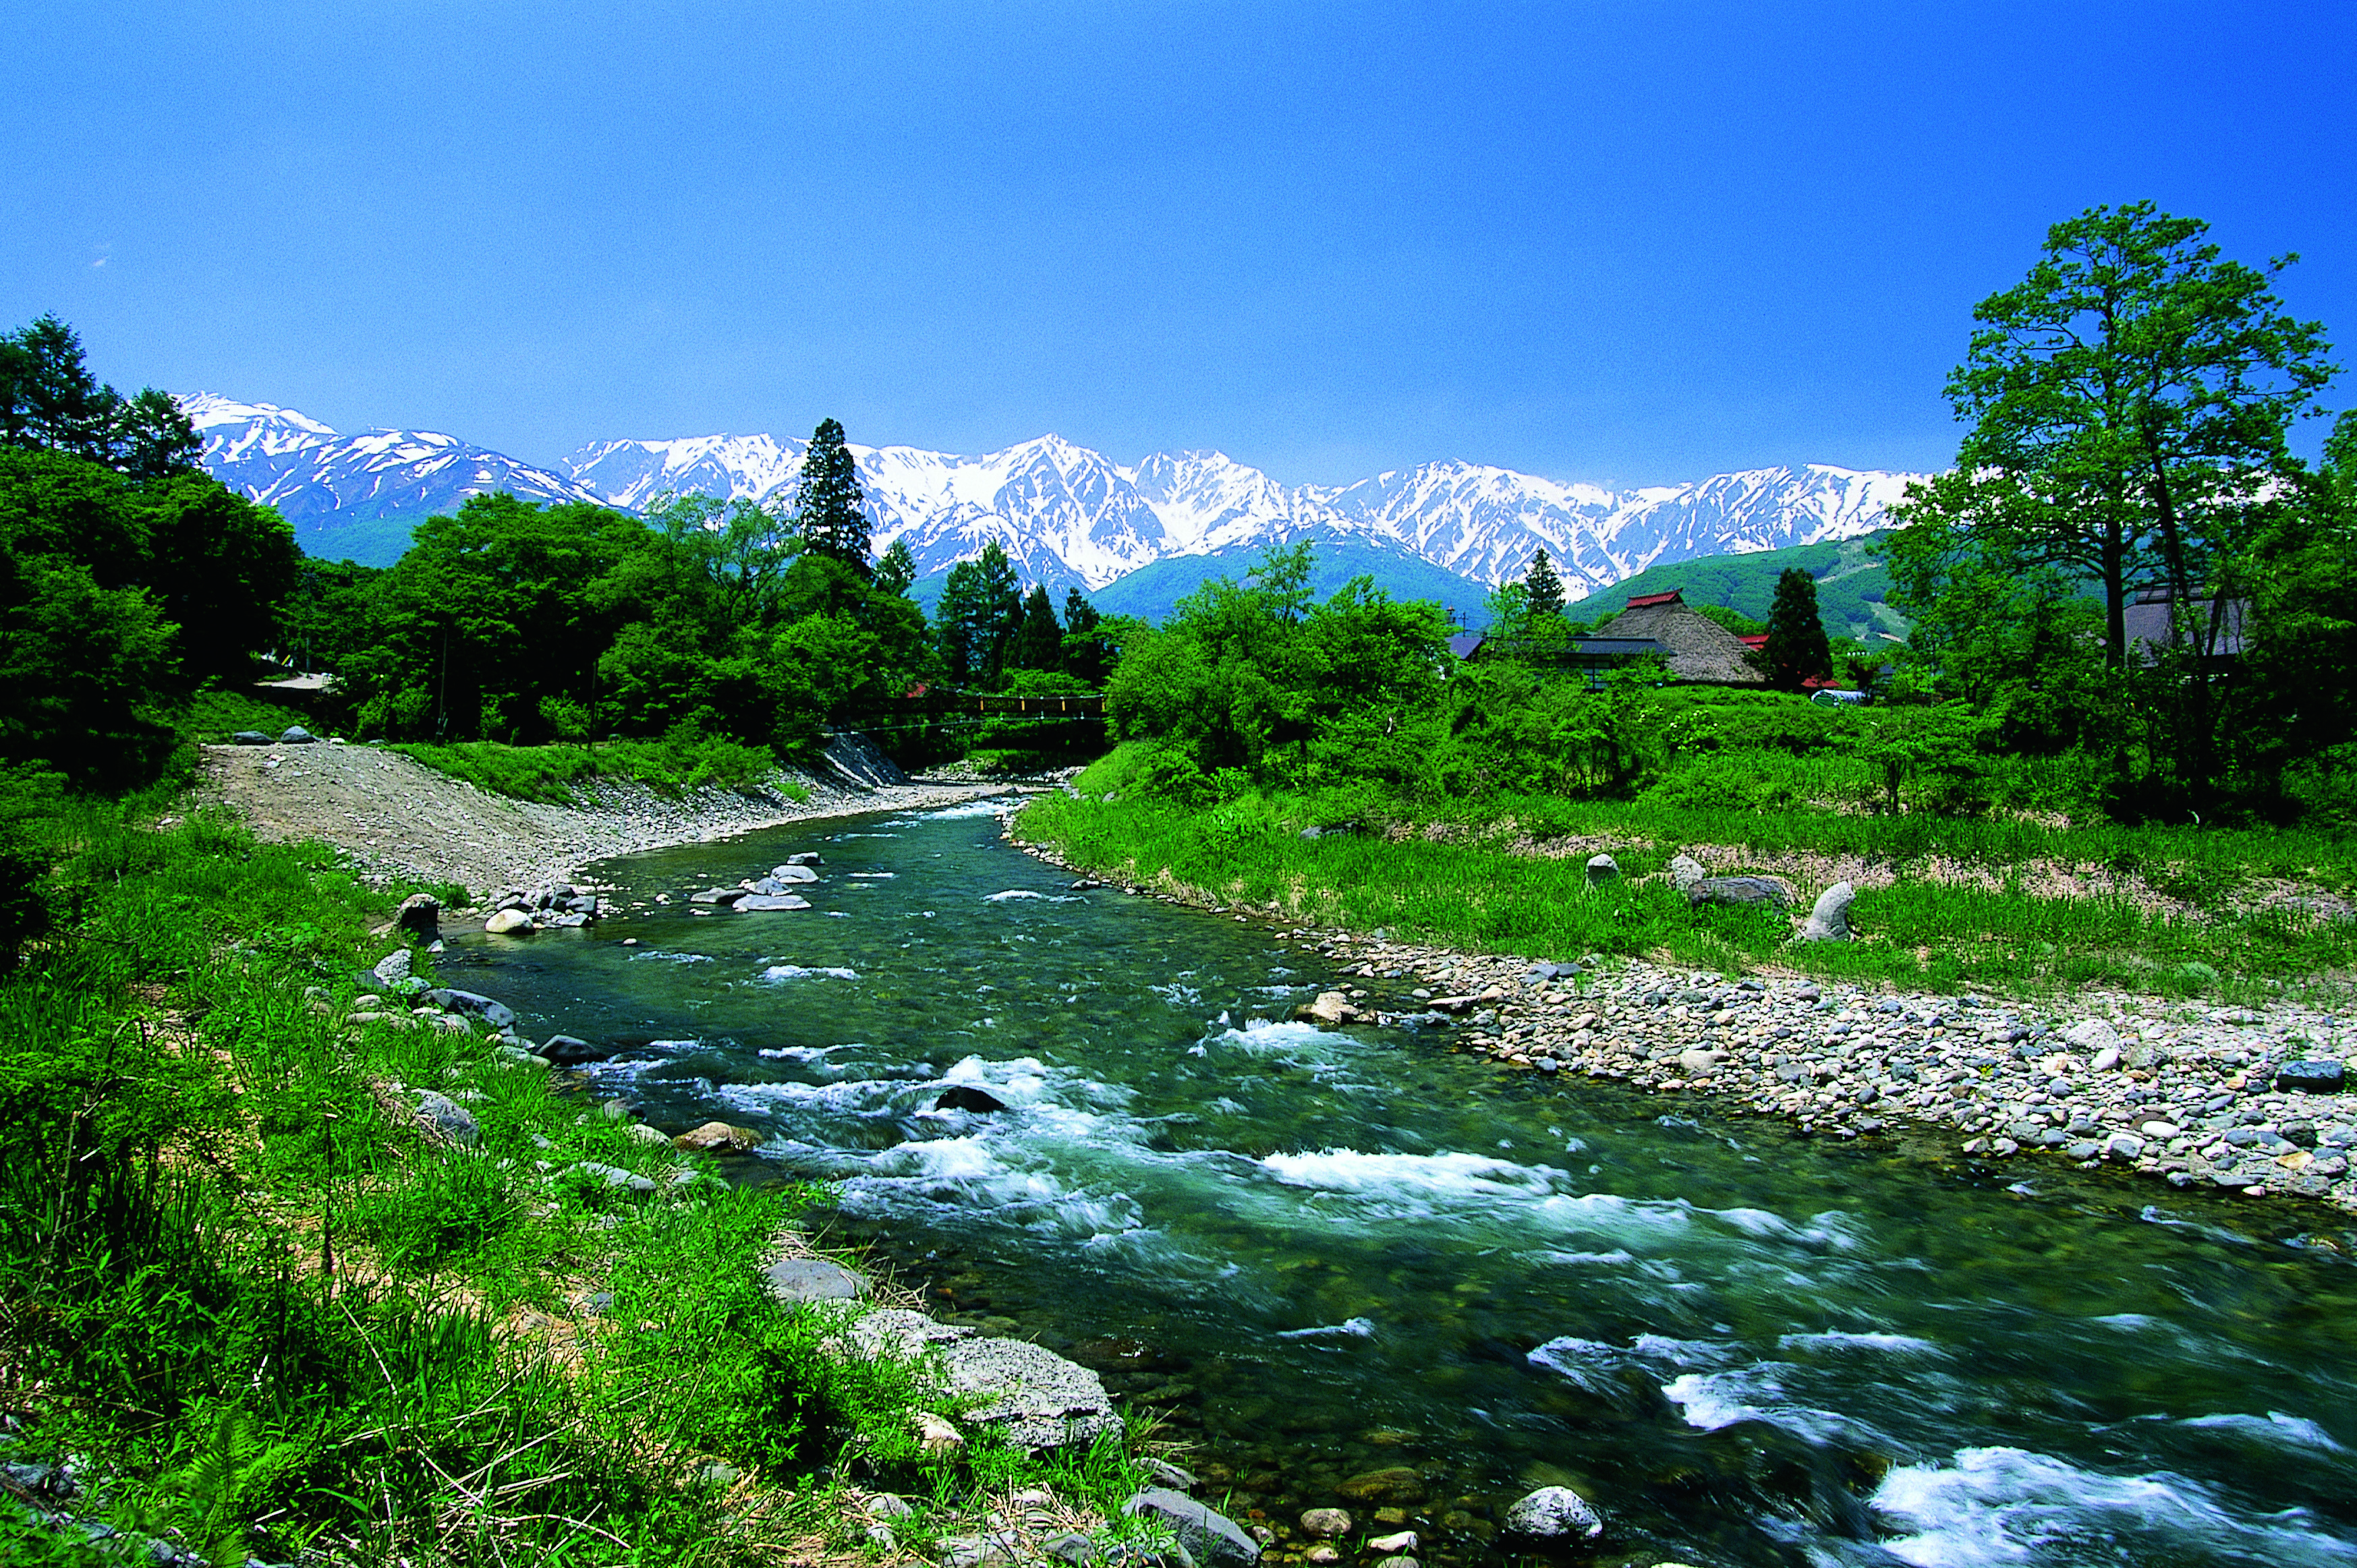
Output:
[
  {"xmin": 2062, "ymin": 1018, "xmax": 2120, "ymax": 1053},
  {"xmin": 1678, "ymin": 1047, "xmax": 1727, "ymax": 1079},
  {"xmin": 540, "ymin": 1034, "xmax": 608, "ymax": 1065},
  {"xmin": 1687, "ymin": 876, "xmax": 1792, "ymax": 909},
  {"xmin": 688, "ymin": 886, "xmax": 747, "ymax": 905},
  {"xmin": 395, "ymin": 892, "xmax": 441, "ymax": 943},
  {"xmin": 736, "ymin": 894, "xmax": 812, "ymax": 912},
  {"xmin": 484, "ymin": 907, "xmax": 534, "ymax": 935},
  {"xmin": 1667, "ymin": 853, "xmax": 1706, "ymax": 891},
  {"xmin": 1586, "ymin": 854, "xmax": 1620, "ymax": 884},
  {"xmin": 1300, "ymin": 991, "xmax": 1360, "ymax": 1025},
  {"xmin": 1336, "ymin": 1467, "xmax": 1424, "ymax": 1505},
  {"xmin": 785, "ymin": 852, "xmax": 822, "ymax": 867},
  {"xmin": 936, "ymin": 1085, "xmax": 1010, "ymax": 1114},
  {"xmin": 769, "ymin": 863, "xmax": 820, "ymax": 884},
  {"xmin": 675, "ymin": 1120, "xmax": 761, "ymax": 1153},
  {"xmin": 764, "ymin": 1257, "xmax": 870, "ymax": 1302},
  {"xmin": 2277, "ymin": 1060, "xmax": 2345, "ymax": 1094},
  {"xmin": 574, "ymin": 1161, "xmax": 657, "ymax": 1196},
  {"xmin": 413, "ymin": 1089, "xmax": 480, "ymax": 1146},
  {"xmin": 1502, "ymin": 1485, "xmax": 1603, "ymax": 1541},
  {"xmin": 1123, "ymin": 1488, "xmax": 1260, "ymax": 1567},
  {"xmin": 279, "ymin": 726, "xmax": 317, "ymax": 745},
  {"xmin": 372, "ymin": 948, "xmax": 413, "ymax": 987},
  {"xmin": 1298, "ymin": 1508, "xmax": 1352, "ymax": 1538},
  {"xmin": 426, "ymin": 988, "xmax": 517, "ymax": 1029},
  {"xmin": 2104, "ymin": 1132, "xmax": 2146, "ymax": 1162},
  {"xmin": 947, "ymin": 1335, "xmax": 1121, "ymax": 1450},
  {"xmin": 231, "ymin": 730, "xmax": 273, "ymax": 745},
  {"xmin": 1798, "ymin": 882, "xmax": 1854, "ymax": 942}
]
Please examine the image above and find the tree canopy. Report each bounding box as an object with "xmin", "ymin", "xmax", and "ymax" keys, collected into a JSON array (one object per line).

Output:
[{"xmin": 1756, "ymin": 568, "xmax": 1831, "ymax": 691}]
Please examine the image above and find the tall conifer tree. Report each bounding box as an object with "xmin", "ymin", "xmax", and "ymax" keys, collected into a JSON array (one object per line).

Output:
[
  {"xmin": 795, "ymin": 418, "xmax": 872, "ymax": 577},
  {"xmin": 1524, "ymin": 548, "xmax": 1566, "ymax": 618},
  {"xmin": 1759, "ymin": 567, "xmax": 1832, "ymax": 691}
]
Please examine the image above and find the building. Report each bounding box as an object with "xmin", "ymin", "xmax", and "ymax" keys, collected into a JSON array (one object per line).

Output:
[
  {"xmin": 2124, "ymin": 587, "xmax": 2247, "ymax": 666},
  {"xmin": 1597, "ymin": 590, "xmax": 1765, "ymax": 685}
]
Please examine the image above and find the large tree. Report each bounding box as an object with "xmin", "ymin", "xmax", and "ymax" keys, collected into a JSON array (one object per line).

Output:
[
  {"xmin": 1756, "ymin": 568, "xmax": 1832, "ymax": 691},
  {"xmin": 795, "ymin": 417, "xmax": 872, "ymax": 577},
  {"xmin": 1523, "ymin": 548, "xmax": 1566, "ymax": 619},
  {"xmin": 1007, "ymin": 583, "xmax": 1062, "ymax": 672},
  {"xmin": 0, "ymin": 315, "xmax": 200, "ymax": 479},
  {"xmin": 934, "ymin": 540, "xmax": 1023, "ymax": 685},
  {"xmin": 1887, "ymin": 203, "xmax": 2335, "ymax": 670}
]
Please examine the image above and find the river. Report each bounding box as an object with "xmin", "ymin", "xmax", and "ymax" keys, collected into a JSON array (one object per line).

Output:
[{"xmin": 443, "ymin": 798, "xmax": 2357, "ymax": 1567}]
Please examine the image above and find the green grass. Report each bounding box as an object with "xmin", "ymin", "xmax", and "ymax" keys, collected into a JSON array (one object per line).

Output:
[
  {"xmin": 0, "ymin": 798, "xmax": 1152, "ymax": 1564},
  {"xmin": 391, "ymin": 736, "xmax": 811, "ymax": 805},
  {"xmin": 1038, "ymin": 745, "xmax": 2357, "ymax": 1000},
  {"xmin": 183, "ymin": 687, "xmax": 314, "ymax": 743}
]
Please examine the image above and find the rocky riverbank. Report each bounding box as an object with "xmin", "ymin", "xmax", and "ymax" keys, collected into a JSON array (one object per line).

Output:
[
  {"xmin": 1007, "ymin": 819, "xmax": 2357, "ymax": 1218},
  {"xmin": 196, "ymin": 733, "xmax": 1019, "ymax": 898}
]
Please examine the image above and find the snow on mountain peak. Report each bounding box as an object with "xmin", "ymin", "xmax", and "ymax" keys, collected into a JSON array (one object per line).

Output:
[{"xmin": 186, "ymin": 392, "xmax": 1923, "ymax": 592}]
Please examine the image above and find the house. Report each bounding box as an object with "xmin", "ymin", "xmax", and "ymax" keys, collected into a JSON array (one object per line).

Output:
[
  {"xmin": 2124, "ymin": 587, "xmax": 2247, "ymax": 665},
  {"xmin": 1448, "ymin": 630, "xmax": 1668, "ymax": 685},
  {"xmin": 1597, "ymin": 590, "xmax": 1765, "ymax": 685}
]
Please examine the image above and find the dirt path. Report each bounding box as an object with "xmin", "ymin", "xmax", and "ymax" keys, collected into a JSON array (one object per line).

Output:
[{"xmin": 196, "ymin": 738, "xmax": 1019, "ymax": 898}]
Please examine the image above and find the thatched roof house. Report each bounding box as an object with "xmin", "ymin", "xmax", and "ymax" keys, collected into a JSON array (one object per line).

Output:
[{"xmin": 1601, "ymin": 590, "xmax": 1763, "ymax": 684}]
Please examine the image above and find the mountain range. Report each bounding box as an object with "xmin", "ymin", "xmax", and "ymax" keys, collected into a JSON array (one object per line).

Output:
[{"xmin": 181, "ymin": 394, "xmax": 1924, "ymax": 619}]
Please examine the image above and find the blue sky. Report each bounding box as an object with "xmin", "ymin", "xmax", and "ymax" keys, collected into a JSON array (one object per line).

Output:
[{"xmin": 7, "ymin": 1, "xmax": 2352, "ymax": 488}]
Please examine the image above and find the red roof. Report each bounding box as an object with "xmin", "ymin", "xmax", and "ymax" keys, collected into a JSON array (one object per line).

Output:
[
  {"xmin": 1737, "ymin": 633, "xmax": 1769, "ymax": 649},
  {"xmin": 1624, "ymin": 589, "xmax": 1684, "ymax": 609}
]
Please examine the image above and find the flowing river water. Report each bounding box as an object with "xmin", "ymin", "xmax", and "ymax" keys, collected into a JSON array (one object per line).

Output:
[{"xmin": 445, "ymin": 801, "xmax": 2357, "ymax": 1568}]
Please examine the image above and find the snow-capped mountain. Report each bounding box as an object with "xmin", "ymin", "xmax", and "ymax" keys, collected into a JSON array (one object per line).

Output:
[
  {"xmin": 567, "ymin": 431, "xmax": 1918, "ymax": 600},
  {"xmin": 183, "ymin": 395, "xmax": 608, "ymax": 553},
  {"xmin": 182, "ymin": 394, "xmax": 1923, "ymax": 602}
]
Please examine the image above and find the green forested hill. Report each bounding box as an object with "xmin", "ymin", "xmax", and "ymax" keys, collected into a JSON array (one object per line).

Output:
[{"xmin": 1575, "ymin": 532, "xmax": 1906, "ymax": 644}]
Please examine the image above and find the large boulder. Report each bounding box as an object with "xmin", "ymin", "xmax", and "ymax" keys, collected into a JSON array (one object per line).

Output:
[
  {"xmin": 426, "ymin": 988, "xmax": 518, "ymax": 1030},
  {"xmin": 1667, "ymin": 854, "xmax": 1707, "ymax": 892},
  {"xmin": 1123, "ymin": 1488, "xmax": 1261, "ymax": 1567},
  {"xmin": 764, "ymin": 1257, "xmax": 869, "ymax": 1302},
  {"xmin": 1585, "ymin": 853, "xmax": 1620, "ymax": 884},
  {"xmin": 539, "ymin": 1035, "xmax": 608, "ymax": 1065},
  {"xmin": 845, "ymin": 1310, "xmax": 1118, "ymax": 1451},
  {"xmin": 675, "ymin": 1120, "xmax": 762, "ymax": 1153},
  {"xmin": 736, "ymin": 893, "xmax": 813, "ymax": 912},
  {"xmin": 279, "ymin": 726, "xmax": 317, "ymax": 745},
  {"xmin": 1687, "ymin": 876, "xmax": 1792, "ymax": 909},
  {"xmin": 1502, "ymin": 1485, "xmax": 1603, "ymax": 1542},
  {"xmin": 1797, "ymin": 882, "xmax": 1854, "ymax": 942},
  {"xmin": 484, "ymin": 908, "xmax": 535, "ymax": 935},
  {"xmin": 770, "ymin": 863, "xmax": 820, "ymax": 884},
  {"xmin": 371, "ymin": 948, "xmax": 414, "ymax": 987},
  {"xmin": 395, "ymin": 892, "xmax": 441, "ymax": 943},
  {"xmin": 936, "ymin": 1085, "xmax": 1009, "ymax": 1114},
  {"xmin": 688, "ymin": 886, "xmax": 747, "ymax": 905},
  {"xmin": 1298, "ymin": 991, "xmax": 1360, "ymax": 1025},
  {"xmin": 230, "ymin": 730, "xmax": 273, "ymax": 745},
  {"xmin": 784, "ymin": 852, "xmax": 822, "ymax": 867}
]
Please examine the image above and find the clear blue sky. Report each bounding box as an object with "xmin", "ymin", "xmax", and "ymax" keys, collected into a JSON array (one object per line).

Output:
[{"xmin": 7, "ymin": 1, "xmax": 2352, "ymax": 488}]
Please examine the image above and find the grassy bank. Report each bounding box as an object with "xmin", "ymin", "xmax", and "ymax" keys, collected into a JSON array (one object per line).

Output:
[
  {"xmin": 0, "ymin": 796, "xmax": 1142, "ymax": 1565},
  {"xmin": 1018, "ymin": 744, "xmax": 2357, "ymax": 1001}
]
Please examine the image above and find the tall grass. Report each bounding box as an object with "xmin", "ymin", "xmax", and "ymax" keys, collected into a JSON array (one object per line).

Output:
[
  {"xmin": 1023, "ymin": 768, "xmax": 2357, "ymax": 999},
  {"xmin": 0, "ymin": 800, "xmax": 1150, "ymax": 1563}
]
